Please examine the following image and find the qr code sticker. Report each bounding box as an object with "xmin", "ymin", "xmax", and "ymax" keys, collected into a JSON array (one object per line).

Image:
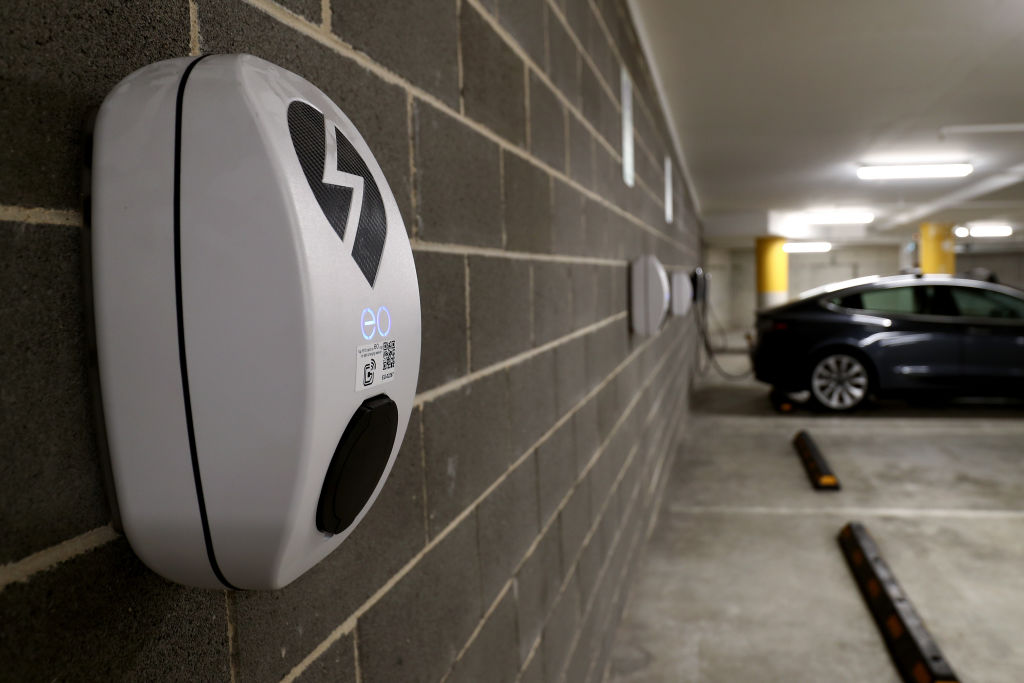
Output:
[{"xmin": 382, "ymin": 340, "xmax": 396, "ymax": 370}]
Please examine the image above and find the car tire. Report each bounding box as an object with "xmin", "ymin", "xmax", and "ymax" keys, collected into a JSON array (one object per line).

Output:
[{"xmin": 808, "ymin": 352, "xmax": 871, "ymax": 412}]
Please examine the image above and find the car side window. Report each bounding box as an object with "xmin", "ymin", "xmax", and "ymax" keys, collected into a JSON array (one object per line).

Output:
[
  {"xmin": 948, "ymin": 287, "xmax": 1024, "ymax": 319},
  {"xmin": 845, "ymin": 286, "xmax": 919, "ymax": 314}
]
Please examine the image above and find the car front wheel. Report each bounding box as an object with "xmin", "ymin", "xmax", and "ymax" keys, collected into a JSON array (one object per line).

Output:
[{"xmin": 809, "ymin": 353, "xmax": 870, "ymax": 411}]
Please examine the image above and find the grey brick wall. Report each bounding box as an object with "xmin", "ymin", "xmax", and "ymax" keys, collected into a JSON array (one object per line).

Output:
[{"xmin": 0, "ymin": 0, "xmax": 701, "ymax": 681}]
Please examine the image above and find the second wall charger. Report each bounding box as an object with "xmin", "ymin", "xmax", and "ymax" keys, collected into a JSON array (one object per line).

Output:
[{"xmin": 630, "ymin": 255, "xmax": 670, "ymax": 335}]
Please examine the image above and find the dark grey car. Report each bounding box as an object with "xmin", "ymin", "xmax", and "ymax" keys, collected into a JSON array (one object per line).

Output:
[{"xmin": 750, "ymin": 274, "xmax": 1024, "ymax": 411}]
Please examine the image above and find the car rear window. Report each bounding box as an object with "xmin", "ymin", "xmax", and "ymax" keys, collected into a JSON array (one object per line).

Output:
[
  {"xmin": 839, "ymin": 286, "xmax": 917, "ymax": 314},
  {"xmin": 949, "ymin": 287, "xmax": 1024, "ymax": 319}
]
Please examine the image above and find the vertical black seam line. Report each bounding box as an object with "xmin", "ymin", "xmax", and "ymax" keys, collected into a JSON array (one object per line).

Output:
[{"xmin": 174, "ymin": 54, "xmax": 239, "ymax": 590}]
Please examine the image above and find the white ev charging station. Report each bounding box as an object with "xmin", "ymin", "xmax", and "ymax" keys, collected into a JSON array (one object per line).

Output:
[
  {"xmin": 90, "ymin": 55, "xmax": 421, "ymax": 589},
  {"xmin": 630, "ymin": 255, "xmax": 670, "ymax": 336}
]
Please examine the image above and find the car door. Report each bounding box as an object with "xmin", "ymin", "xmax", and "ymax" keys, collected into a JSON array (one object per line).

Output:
[
  {"xmin": 836, "ymin": 284, "xmax": 963, "ymax": 391},
  {"xmin": 944, "ymin": 285, "xmax": 1024, "ymax": 394}
]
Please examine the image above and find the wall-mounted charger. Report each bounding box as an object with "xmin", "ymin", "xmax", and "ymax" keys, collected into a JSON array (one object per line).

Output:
[
  {"xmin": 90, "ymin": 55, "xmax": 421, "ymax": 589},
  {"xmin": 670, "ymin": 270, "xmax": 694, "ymax": 316},
  {"xmin": 630, "ymin": 255, "xmax": 669, "ymax": 336}
]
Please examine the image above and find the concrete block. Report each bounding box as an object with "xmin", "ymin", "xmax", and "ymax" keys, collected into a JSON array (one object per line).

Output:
[
  {"xmin": 581, "ymin": 62, "xmax": 617, "ymax": 153},
  {"xmin": 592, "ymin": 143, "xmax": 619, "ymax": 206},
  {"xmin": 0, "ymin": 539, "xmax": 228, "ymax": 680},
  {"xmin": 592, "ymin": 265, "xmax": 617, "ymax": 320},
  {"xmin": 277, "ymin": 0, "xmax": 320, "ymax": 22},
  {"xmin": 583, "ymin": 8, "xmax": 618, "ymax": 94},
  {"xmin": 357, "ymin": 515, "xmax": 482, "ymax": 683},
  {"xmin": 532, "ymin": 261, "xmax": 573, "ymax": 345},
  {"xmin": 541, "ymin": 575, "xmax": 581, "ymax": 682},
  {"xmin": 613, "ymin": 215, "xmax": 643, "ymax": 261},
  {"xmin": 519, "ymin": 650, "xmax": 545, "ymax": 683},
  {"xmin": 413, "ymin": 251, "xmax": 467, "ymax": 391},
  {"xmin": 414, "ymin": 100, "xmax": 502, "ymax": 246},
  {"xmin": 447, "ymin": 588, "xmax": 521, "ymax": 683},
  {"xmin": 201, "ymin": 0, "xmax": 413, "ymax": 226},
  {"xmin": 536, "ymin": 419, "xmax": 576, "ymax": 527},
  {"xmin": 571, "ymin": 264, "xmax": 599, "ymax": 329},
  {"xmin": 423, "ymin": 373, "xmax": 512, "ymax": 536},
  {"xmin": 514, "ymin": 523, "xmax": 563, "ymax": 663},
  {"xmin": 583, "ymin": 198, "xmax": 612, "ymax": 259},
  {"xmin": 546, "ymin": 8, "xmax": 581, "ymax": 108},
  {"xmin": 233, "ymin": 409, "xmax": 426, "ymax": 680},
  {"xmin": 587, "ymin": 448, "xmax": 620, "ymax": 529},
  {"xmin": 498, "ymin": 0, "xmax": 546, "ymax": 68},
  {"xmin": 562, "ymin": 0, "xmax": 590, "ymax": 33},
  {"xmin": 508, "ymin": 350, "xmax": 559, "ymax": 457},
  {"xmin": 469, "ymin": 256, "xmax": 532, "ymax": 369},
  {"xmin": 558, "ymin": 478, "xmax": 593, "ymax": 573},
  {"xmin": 585, "ymin": 318, "xmax": 628, "ymax": 389},
  {"xmin": 553, "ymin": 335, "xmax": 587, "ymax": 415},
  {"xmin": 504, "ymin": 153, "xmax": 553, "ymax": 254},
  {"xmin": 552, "ymin": 179, "xmax": 587, "ymax": 256},
  {"xmin": 294, "ymin": 631, "xmax": 356, "ymax": 683},
  {"xmin": 529, "ymin": 73, "xmax": 567, "ymax": 172},
  {"xmin": 0, "ymin": 0, "xmax": 187, "ymax": 208},
  {"xmin": 567, "ymin": 114, "xmax": 594, "ymax": 189},
  {"xmin": 476, "ymin": 454, "xmax": 540, "ymax": 606},
  {"xmin": 573, "ymin": 398, "xmax": 602, "ymax": 474},
  {"xmin": 565, "ymin": 602, "xmax": 600, "ymax": 683},
  {"xmin": 0, "ymin": 223, "xmax": 108, "ymax": 564},
  {"xmin": 461, "ymin": 5, "xmax": 526, "ymax": 145},
  {"xmin": 592, "ymin": 500, "xmax": 617, "ymax": 560},
  {"xmin": 609, "ymin": 264, "xmax": 628, "ymax": 314},
  {"xmin": 332, "ymin": 0, "xmax": 459, "ymax": 108}
]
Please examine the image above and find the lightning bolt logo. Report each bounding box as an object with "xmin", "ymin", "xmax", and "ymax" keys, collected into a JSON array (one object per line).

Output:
[{"xmin": 287, "ymin": 101, "xmax": 387, "ymax": 286}]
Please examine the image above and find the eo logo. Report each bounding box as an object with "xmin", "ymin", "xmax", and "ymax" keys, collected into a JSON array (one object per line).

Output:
[
  {"xmin": 287, "ymin": 101, "xmax": 386, "ymax": 286},
  {"xmin": 360, "ymin": 306, "xmax": 392, "ymax": 340}
]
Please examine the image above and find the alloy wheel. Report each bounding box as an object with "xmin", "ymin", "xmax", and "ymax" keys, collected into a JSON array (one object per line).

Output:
[{"xmin": 810, "ymin": 353, "xmax": 869, "ymax": 411}]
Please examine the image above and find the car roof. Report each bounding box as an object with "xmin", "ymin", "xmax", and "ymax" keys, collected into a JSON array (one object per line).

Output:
[{"xmin": 797, "ymin": 273, "xmax": 1021, "ymax": 300}]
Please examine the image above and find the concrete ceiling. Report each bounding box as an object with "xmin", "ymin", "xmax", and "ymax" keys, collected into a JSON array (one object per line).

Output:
[{"xmin": 628, "ymin": 0, "xmax": 1024, "ymax": 247}]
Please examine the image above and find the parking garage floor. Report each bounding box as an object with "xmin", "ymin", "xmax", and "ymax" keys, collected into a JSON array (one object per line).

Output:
[{"xmin": 607, "ymin": 349, "xmax": 1024, "ymax": 683}]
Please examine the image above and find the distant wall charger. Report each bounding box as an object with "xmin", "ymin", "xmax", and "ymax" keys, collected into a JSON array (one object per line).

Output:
[
  {"xmin": 630, "ymin": 255, "xmax": 669, "ymax": 335},
  {"xmin": 91, "ymin": 54, "xmax": 421, "ymax": 589},
  {"xmin": 670, "ymin": 270, "xmax": 694, "ymax": 316}
]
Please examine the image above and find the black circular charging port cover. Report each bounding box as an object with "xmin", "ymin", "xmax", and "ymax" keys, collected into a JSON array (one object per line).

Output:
[{"xmin": 316, "ymin": 394, "xmax": 399, "ymax": 535}]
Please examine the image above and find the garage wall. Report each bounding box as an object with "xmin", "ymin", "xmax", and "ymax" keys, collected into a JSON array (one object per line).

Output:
[
  {"xmin": 959, "ymin": 250, "xmax": 1024, "ymax": 289},
  {"xmin": 0, "ymin": 1, "xmax": 700, "ymax": 681},
  {"xmin": 710, "ymin": 244, "xmax": 901, "ymax": 331}
]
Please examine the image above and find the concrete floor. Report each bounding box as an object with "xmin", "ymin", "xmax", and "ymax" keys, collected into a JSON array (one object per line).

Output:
[{"xmin": 607, "ymin": 350, "xmax": 1024, "ymax": 683}]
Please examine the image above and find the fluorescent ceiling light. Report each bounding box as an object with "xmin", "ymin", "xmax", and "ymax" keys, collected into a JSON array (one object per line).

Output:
[
  {"xmin": 954, "ymin": 226, "xmax": 969, "ymax": 238},
  {"xmin": 783, "ymin": 241, "xmax": 832, "ymax": 253},
  {"xmin": 941, "ymin": 123, "xmax": 1024, "ymax": 136},
  {"xmin": 857, "ymin": 163, "xmax": 973, "ymax": 180},
  {"xmin": 796, "ymin": 208, "xmax": 875, "ymax": 225},
  {"xmin": 968, "ymin": 223, "xmax": 1013, "ymax": 237}
]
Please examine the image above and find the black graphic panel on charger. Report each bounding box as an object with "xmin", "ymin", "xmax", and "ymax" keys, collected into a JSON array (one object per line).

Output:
[{"xmin": 287, "ymin": 100, "xmax": 387, "ymax": 286}]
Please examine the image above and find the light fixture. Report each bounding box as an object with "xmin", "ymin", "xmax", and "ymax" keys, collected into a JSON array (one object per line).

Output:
[
  {"xmin": 783, "ymin": 242, "xmax": 832, "ymax": 253},
  {"xmin": 857, "ymin": 163, "xmax": 973, "ymax": 180},
  {"xmin": 968, "ymin": 223, "xmax": 1013, "ymax": 237},
  {"xmin": 954, "ymin": 226, "xmax": 969, "ymax": 238},
  {"xmin": 941, "ymin": 123, "xmax": 1024, "ymax": 136},
  {"xmin": 797, "ymin": 208, "xmax": 875, "ymax": 225}
]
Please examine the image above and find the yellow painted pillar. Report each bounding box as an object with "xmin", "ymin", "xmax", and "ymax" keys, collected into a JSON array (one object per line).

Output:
[
  {"xmin": 919, "ymin": 222, "xmax": 955, "ymax": 274},
  {"xmin": 756, "ymin": 236, "xmax": 788, "ymax": 309}
]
